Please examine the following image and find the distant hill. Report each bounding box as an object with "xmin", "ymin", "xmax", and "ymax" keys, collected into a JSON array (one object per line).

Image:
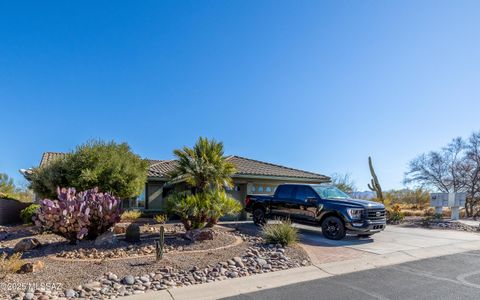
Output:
[{"xmin": 350, "ymin": 191, "xmax": 376, "ymax": 200}]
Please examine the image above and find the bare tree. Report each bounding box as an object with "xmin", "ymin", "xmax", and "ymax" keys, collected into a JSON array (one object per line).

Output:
[
  {"xmin": 463, "ymin": 132, "xmax": 480, "ymax": 217},
  {"xmin": 330, "ymin": 173, "xmax": 357, "ymax": 194},
  {"xmin": 404, "ymin": 137, "xmax": 466, "ymax": 193},
  {"xmin": 404, "ymin": 132, "xmax": 480, "ymax": 217}
]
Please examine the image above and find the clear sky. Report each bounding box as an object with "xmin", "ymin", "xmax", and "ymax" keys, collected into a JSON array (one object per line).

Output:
[{"xmin": 1, "ymin": 1, "xmax": 480, "ymax": 191}]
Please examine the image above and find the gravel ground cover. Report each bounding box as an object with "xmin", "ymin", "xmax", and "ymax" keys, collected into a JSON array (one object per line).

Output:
[
  {"xmin": 0, "ymin": 223, "xmax": 310, "ymax": 300},
  {"xmin": 396, "ymin": 217, "xmax": 480, "ymax": 232}
]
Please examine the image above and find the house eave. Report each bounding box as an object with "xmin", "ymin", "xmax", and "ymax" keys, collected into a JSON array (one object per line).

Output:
[{"xmin": 231, "ymin": 174, "xmax": 330, "ymax": 183}]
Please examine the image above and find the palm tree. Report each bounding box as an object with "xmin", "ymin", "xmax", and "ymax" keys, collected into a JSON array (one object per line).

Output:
[{"xmin": 168, "ymin": 137, "xmax": 236, "ymax": 193}]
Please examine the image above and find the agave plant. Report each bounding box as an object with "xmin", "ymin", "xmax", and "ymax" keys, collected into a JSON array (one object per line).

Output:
[{"xmin": 33, "ymin": 187, "xmax": 120, "ymax": 243}]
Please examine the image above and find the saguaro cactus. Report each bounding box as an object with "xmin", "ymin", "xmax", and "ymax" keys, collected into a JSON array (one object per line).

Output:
[
  {"xmin": 367, "ymin": 156, "xmax": 384, "ymax": 203},
  {"xmin": 156, "ymin": 226, "xmax": 165, "ymax": 262}
]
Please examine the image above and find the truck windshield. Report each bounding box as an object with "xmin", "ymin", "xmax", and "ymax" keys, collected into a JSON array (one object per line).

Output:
[{"xmin": 313, "ymin": 186, "xmax": 350, "ymax": 199}]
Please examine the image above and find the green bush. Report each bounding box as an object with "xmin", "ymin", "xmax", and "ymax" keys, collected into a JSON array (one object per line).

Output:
[
  {"xmin": 262, "ymin": 219, "xmax": 298, "ymax": 246},
  {"xmin": 165, "ymin": 190, "xmax": 241, "ymax": 230},
  {"xmin": 29, "ymin": 140, "xmax": 148, "ymax": 199},
  {"xmin": 154, "ymin": 214, "xmax": 167, "ymax": 224},
  {"xmin": 20, "ymin": 204, "xmax": 40, "ymax": 224}
]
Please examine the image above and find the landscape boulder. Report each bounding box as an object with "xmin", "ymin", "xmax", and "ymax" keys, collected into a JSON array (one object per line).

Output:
[
  {"xmin": 18, "ymin": 260, "xmax": 44, "ymax": 274},
  {"xmin": 94, "ymin": 231, "xmax": 118, "ymax": 247},
  {"xmin": 184, "ymin": 228, "xmax": 214, "ymax": 242},
  {"xmin": 113, "ymin": 224, "xmax": 128, "ymax": 235},
  {"xmin": 13, "ymin": 238, "xmax": 42, "ymax": 252}
]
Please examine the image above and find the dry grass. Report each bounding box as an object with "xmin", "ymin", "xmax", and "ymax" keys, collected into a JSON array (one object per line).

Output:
[
  {"xmin": 0, "ymin": 253, "xmax": 24, "ymax": 279},
  {"xmin": 120, "ymin": 210, "xmax": 142, "ymax": 221},
  {"xmin": 262, "ymin": 219, "xmax": 298, "ymax": 246}
]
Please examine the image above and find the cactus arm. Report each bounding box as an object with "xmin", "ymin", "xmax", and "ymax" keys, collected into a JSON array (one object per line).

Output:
[
  {"xmin": 368, "ymin": 157, "xmax": 384, "ymax": 203},
  {"xmin": 156, "ymin": 226, "xmax": 165, "ymax": 262}
]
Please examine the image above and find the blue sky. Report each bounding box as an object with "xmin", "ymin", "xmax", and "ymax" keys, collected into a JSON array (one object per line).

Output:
[{"xmin": 1, "ymin": 1, "xmax": 480, "ymax": 191}]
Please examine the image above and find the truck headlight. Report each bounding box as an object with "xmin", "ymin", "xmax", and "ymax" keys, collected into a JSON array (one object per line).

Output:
[{"xmin": 347, "ymin": 208, "xmax": 364, "ymax": 220}]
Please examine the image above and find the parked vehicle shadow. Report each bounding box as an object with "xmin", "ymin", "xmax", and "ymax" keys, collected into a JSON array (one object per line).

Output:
[{"xmin": 219, "ymin": 221, "xmax": 375, "ymax": 247}]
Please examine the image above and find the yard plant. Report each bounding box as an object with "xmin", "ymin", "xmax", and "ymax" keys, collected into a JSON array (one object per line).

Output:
[
  {"xmin": 165, "ymin": 189, "xmax": 241, "ymax": 230},
  {"xmin": 120, "ymin": 210, "xmax": 142, "ymax": 222},
  {"xmin": 262, "ymin": 218, "xmax": 298, "ymax": 246},
  {"xmin": 166, "ymin": 137, "xmax": 240, "ymax": 231},
  {"xmin": 29, "ymin": 140, "xmax": 148, "ymax": 200},
  {"xmin": 0, "ymin": 253, "xmax": 23, "ymax": 279},
  {"xmin": 33, "ymin": 187, "xmax": 121, "ymax": 243},
  {"xmin": 20, "ymin": 204, "xmax": 40, "ymax": 224}
]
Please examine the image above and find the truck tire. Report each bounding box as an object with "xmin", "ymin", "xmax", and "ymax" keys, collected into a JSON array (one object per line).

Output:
[
  {"xmin": 321, "ymin": 216, "xmax": 346, "ymax": 240},
  {"xmin": 253, "ymin": 208, "xmax": 266, "ymax": 226}
]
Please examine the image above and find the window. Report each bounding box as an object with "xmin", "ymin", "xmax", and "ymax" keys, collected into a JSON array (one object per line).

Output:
[
  {"xmin": 265, "ymin": 186, "xmax": 272, "ymax": 193},
  {"xmin": 258, "ymin": 186, "xmax": 264, "ymax": 193},
  {"xmin": 276, "ymin": 185, "xmax": 294, "ymax": 199},
  {"xmin": 295, "ymin": 186, "xmax": 316, "ymax": 202},
  {"xmin": 134, "ymin": 188, "xmax": 146, "ymax": 208}
]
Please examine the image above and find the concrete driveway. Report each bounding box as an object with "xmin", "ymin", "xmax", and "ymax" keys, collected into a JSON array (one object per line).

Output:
[
  {"xmin": 294, "ymin": 223, "xmax": 480, "ymax": 265},
  {"xmin": 124, "ymin": 223, "xmax": 480, "ymax": 300}
]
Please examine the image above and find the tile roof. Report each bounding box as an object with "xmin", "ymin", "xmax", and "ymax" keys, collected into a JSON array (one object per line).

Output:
[
  {"xmin": 39, "ymin": 152, "xmax": 67, "ymax": 167},
  {"xmin": 38, "ymin": 152, "xmax": 329, "ymax": 181},
  {"xmin": 226, "ymin": 156, "xmax": 329, "ymax": 180}
]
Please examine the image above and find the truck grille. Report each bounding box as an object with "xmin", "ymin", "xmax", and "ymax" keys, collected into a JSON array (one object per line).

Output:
[{"xmin": 366, "ymin": 209, "xmax": 386, "ymax": 220}]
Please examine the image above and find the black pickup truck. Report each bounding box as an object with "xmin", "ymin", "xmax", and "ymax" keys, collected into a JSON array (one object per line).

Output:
[{"xmin": 245, "ymin": 184, "xmax": 386, "ymax": 240}]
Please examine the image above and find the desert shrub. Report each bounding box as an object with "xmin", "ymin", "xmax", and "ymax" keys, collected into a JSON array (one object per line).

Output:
[
  {"xmin": 205, "ymin": 189, "xmax": 242, "ymax": 227},
  {"xmin": 29, "ymin": 140, "xmax": 148, "ymax": 199},
  {"xmin": 401, "ymin": 209, "xmax": 425, "ymax": 217},
  {"xmin": 0, "ymin": 253, "xmax": 23, "ymax": 279},
  {"xmin": 33, "ymin": 187, "xmax": 121, "ymax": 243},
  {"xmin": 165, "ymin": 192, "xmax": 208, "ymax": 230},
  {"xmin": 154, "ymin": 214, "xmax": 167, "ymax": 224},
  {"xmin": 20, "ymin": 204, "xmax": 40, "ymax": 224},
  {"xmin": 121, "ymin": 210, "xmax": 142, "ymax": 222},
  {"xmin": 387, "ymin": 204, "xmax": 405, "ymax": 223},
  {"xmin": 262, "ymin": 219, "xmax": 298, "ymax": 246},
  {"xmin": 165, "ymin": 190, "xmax": 241, "ymax": 230}
]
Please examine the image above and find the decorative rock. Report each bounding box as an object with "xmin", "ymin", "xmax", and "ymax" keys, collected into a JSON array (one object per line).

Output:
[
  {"xmin": 113, "ymin": 224, "xmax": 128, "ymax": 234},
  {"xmin": 233, "ymin": 257, "xmax": 244, "ymax": 268},
  {"xmin": 184, "ymin": 228, "xmax": 214, "ymax": 242},
  {"xmin": 14, "ymin": 238, "xmax": 42, "ymax": 253},
  {"xmin": 256, "ymin": 258, "xmax": 267, "ymax": 267},
  {"xmin": 64, "ymin": 289, "xmax": 76, "ymax": 298},
  {"xmin": 18, "ymin": 261, "xmax": 45, "ymax": 274},
  {"xmin": 94, "ymin": 231, "xmax": 118, "ymax": 247},
  {"xmin": 23, "ymin": 293, "xmax": 34, "ymax": 300},
  {"xmin": 123, "ymin": 275, "xmax": 135, "ymax": 285}
]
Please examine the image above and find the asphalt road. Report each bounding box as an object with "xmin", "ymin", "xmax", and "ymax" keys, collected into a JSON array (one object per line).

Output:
[{"xmin": 222, "ymin": 250, "xmax": 480, "ymax": 300}]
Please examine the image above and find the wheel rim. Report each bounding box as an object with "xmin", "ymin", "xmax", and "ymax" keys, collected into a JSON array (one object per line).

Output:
[
  {"xmin": 326, "ymin": 220, "xmax": 339, "ymax": 236},
  {"xmin": 254, "ymin": 210, "xmax": 264, "ymax": 223}
]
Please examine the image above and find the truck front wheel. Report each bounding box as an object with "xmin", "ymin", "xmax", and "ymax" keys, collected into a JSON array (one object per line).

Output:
[
  {"xmin": 321, "ymin": 216, "xmax": 346, "ymax": 240},
  {"xmin": 253, "ymin": 208, "xmax": 266, "ymax": 226}
]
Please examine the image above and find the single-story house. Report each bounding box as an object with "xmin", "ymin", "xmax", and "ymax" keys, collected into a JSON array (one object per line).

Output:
[{"xmin": 35, "ymin": 152, "xmax": 330, "ymax": 217}]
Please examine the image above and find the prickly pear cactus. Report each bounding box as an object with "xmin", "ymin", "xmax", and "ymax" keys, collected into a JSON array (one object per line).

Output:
[{"xmin": 33, "ymin": 187, "xmax": 121, "ymax": 243}]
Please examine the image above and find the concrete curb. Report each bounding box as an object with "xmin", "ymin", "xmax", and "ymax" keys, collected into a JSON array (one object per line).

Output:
[{"xmin": 122, "ymin": 240, "xmax": 480, "ymax": 300}]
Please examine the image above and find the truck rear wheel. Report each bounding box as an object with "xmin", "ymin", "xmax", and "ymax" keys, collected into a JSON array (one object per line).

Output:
[
  {"xmin": 253, "ymin": 208, "xmax": 266, "ymax": 226},
  {"xmin": 321, "ymin": 216, "xmax": 346, "ymax": 240}
]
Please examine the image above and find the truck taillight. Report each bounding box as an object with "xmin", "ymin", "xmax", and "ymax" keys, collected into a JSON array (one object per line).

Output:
[{"xmin": 245, "ymin": 196, "xmax": 251, "ymax": 206}]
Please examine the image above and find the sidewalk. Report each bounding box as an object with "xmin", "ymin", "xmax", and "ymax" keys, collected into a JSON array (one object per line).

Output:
[{"xmin": 123, "ymin": 235, "xmax": 480, "ymax": 300}]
